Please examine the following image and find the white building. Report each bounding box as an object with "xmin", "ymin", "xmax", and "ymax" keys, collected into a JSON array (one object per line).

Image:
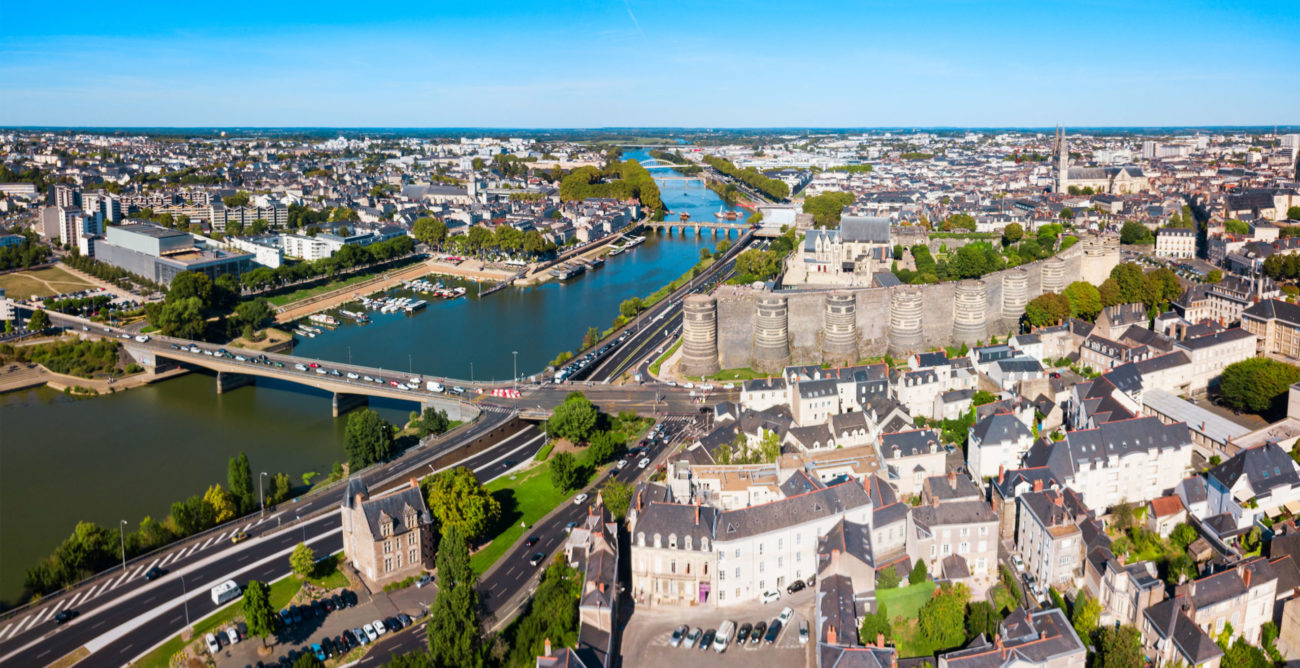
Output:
[
  {"xmin": 968, "ymin": 412, "xmax": 1035, "ymax": 481},
  {"xmin": 1155, "ymin": 228, "xmax": 1196, "ymax": 258}
]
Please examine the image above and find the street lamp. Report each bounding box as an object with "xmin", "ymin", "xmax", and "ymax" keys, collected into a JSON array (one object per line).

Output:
[
  {"xmin": 512, "ymin": 350, "xmax": 518, "ymax": 407},
  {"xmin": 260, "ymin": 472, "xmax": 268, "ymax": 517},
  {"xmin": 180, "ymin": 574, "xmax": 190, "ymax": 626},
  {"xmin": 119, "ymin": 520, "xmax": 128, "ymax": 572}
]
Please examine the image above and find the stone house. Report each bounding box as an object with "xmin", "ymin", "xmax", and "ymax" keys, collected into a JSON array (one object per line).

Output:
[
  {"xmin": 878, "ymin": 428, "xmax": 947, "ymax": 498},
  {"xmin": 339, "ymin": 477, "xmax": 434, "ymax": 587}
]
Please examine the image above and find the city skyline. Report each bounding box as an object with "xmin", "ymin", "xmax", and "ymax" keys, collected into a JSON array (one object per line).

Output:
[{"xmin": 3, "ymin": 0, "xmax": 1298, "ymax": 128}]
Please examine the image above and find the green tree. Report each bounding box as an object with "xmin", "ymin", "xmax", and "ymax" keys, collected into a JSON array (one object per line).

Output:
[
  {"xmin": 918, "ymin": 582, "xmax": 970, "ymax": 653},
  {"xmin": 1206, "ymin": 269, "xmax": 1223, "ymax": 284},
  {"xmin": 549, "ymin": 451, "xmax": 582, "ymax": 492},
  {"xmin": 860, "ymin": 601, "xmax": 892, "ymax": 643},
  {"xmin": 204, "ymin": 484, "xmax": 236, "ymax": 523},
  {"xmin": 971, "ymin": 390, "xmax": 998, "ymax": 407},
  {"xmin": 546, "ymin": 393, "xmax": 599, "ymax": 443},
  {"xmin": 877, "ymin": 565, "xmax": 901, "ymax": 590},
  {"xmin": 27, "ymin": 308, "xmax": 50, "ymax": 331},
  {"xmin": 1025, "ymin": 292, "xmax": 1071, "ymax": 327},
  {"xmin": 414, "ymin": 406, "xmax": 452, "ymax": 438},
  {"xmin": 715, "ymin": 239, "xmax": 732, "ymax": 255},
  {"xmin": 344, "ymin": 409, "xmax": 396, "ymax": 469},
  {"xmin": 1224, "ymin": 219, "xmax": 1250, "ymax": 235},
  {"xmin": 1110, "ymin": 263, "xmax": 1147, "ymax": 304},
  {"xmin": 235, "ymin": 299, "xmax": 272, "ymax": 330},
  {"xmin": 424, "ymin": 466, "xmax": 501, "ymax": 540},
  {"xmin": 801, "ymin": 191, "xmax": 856, "ymax": 227},
  {"xmin": 619, "ymin": 297, "xmax": 644, "ymax": 319},
  {"xmin": 242, "ymin": 579, "xmax": 277, "ymax": 646},
  {"xmin": 1119, "ymin": 221, "xmax": 1154, "ymax": 245},
  {"xmin": 909, "ymin": 559, "xmax": 929, "ymax": 584},
  {"xmin": 1288, "ymin": 206, "xmax": 1300, "ymax": 221},
  {"xmin": 1219, "ymin": 357, "xmax": 1300, "ymax": 414},
  {"xmin": 290, "ymin": 542, "xmax": 315, "ymax": 578},
  {"xmin": 1170, "ymin": 523, "xmax": 1198, "ymax": 551},
  {"xmin": 1059, "ymin": 207, "xmax": 1074, "ymax": 220},
  {"xmin": 228, "ymin": 452, "xmax": 254, "ymax": 515},
  {"xmin": 1093, "ymin": 625, "xmax": 1143, "ymax": 668},
  {"xmin": 293, "ymin": 654, "xmax": 326, "ymax": 668},
  {"xmin": 268, "ymin": 472, "xmax": 292, "ymax": 505},
  {"xmin": 1002, "ymin": 223, "xmax": 1024, "ymax": 246},
  {"xmin": 1222, "ymin": 637, "xmax": 1271, "ymax": 668},
  {"xmin": 1071, "ymin": 590, "xmax": 1101, "ymax": 639},
  {"xmin": 1063, "ymin": 281, "xmax": 1102, "ymax": 320},
  {"xmin": 603, "ymin": 479, "xmax": 634, "ymax": 520},
  {"xmin": 586, "ymin": 430, "xmax": 620, "ymax": 465},
  {"xmin": 413, "ymin": 217, "xmax": 449, "ymax": 249},
  {"xmin": 427, "ymin": 526, "xmax": 482, "ymax": 668},
  {"xmin": 503, "ymin": 560, "xmax": 581, "ymax": 667},
  {"xmin": 965, "ymin": 600, "xmax": 1001, "ymax": 641},
  {"xmin": 1111, "ymin": 501, "xmax": 1136, "ymax": 533}
]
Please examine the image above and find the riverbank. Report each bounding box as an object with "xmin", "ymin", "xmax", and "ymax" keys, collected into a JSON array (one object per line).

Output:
[
  {"xmin": 0, "ymin": 360, "xmax": 189, "ymax": 396},
  {"xmin": 513, "ymin": 232, "xmax": 630, "ymax": 287}
]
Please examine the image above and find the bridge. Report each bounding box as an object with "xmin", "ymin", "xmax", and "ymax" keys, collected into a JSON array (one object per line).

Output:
[
  {"xmin": 642, "ymin": 219, "xmax": 751, "ymax": 237},
  {"xmin": 40, "ymin": 311, "xmax": 488, "ymax": 420}
]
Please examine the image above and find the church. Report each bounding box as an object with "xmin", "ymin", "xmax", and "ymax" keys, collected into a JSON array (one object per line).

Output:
[{"xmin": 1054, "ymin": 127, "xmax": 1150, "ymax": 195}]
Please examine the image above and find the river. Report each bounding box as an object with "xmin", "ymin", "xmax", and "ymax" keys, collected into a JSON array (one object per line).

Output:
[{"xmin": 0, "ymin": 148, "xmax": 741, "ymax": 604}]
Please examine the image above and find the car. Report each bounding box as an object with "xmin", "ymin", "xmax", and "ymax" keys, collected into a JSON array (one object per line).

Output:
[
  {"xmin": 683, "ymin": 627, "xmax": 702, "ymax": 649},
  {"xmin": 736, "ymin": 622, "xmax": 753, "ymax": 644},
  {"xmin": 371, "ymin": 618, "xmax": 387, "ymax": 636},
  {"xmin": 330, "ymin": 369, "xmax": 342, "ymax": 377},
  {"xmin": 363, "ymin": 375, "xmax": 374, "ymax": 382},
  {"xmin": 397, "ymin": 613, "xmax": 413, "ymax": 628},
  {"xmin": 501, "ymin": 459, "xmax": 515, "ymax": 469},
  {"xmin": 342, "ymin": 629, "xmax": 357, "ymax": 648},
  {"xmin": 317, "ymin": 368, "xmax": 328, "ymax": 375},
  {"xmin": 616, "ymin": 459, "xmax": 628, "ymax": 469},
  {"xmin": 291, "ymin": 606, "xmax": 303, "ymax": 624},
  {"xmin": 669, "ymin": 625, "xmax": 688, "ymax": 647},
  {"xmin": 205, "ymin": 632, "xmax": 221, "ymax": 654},
  {"xmin": 564, "ymin": 521, "xmax": 577, "ymax": 533},
  {"xmin": 638, "ymin": 457, "xmax": 650, "ymax": 469},
  {"xmin": 525, "ymin": 535, "xmax": 539, "ymax": 547},
  {"xmin": 342, "ymin": 589, "xmax": 358, "ymax": 606},
  {"xmin": 347, "ymin": 372, "xmax": 359, "ymax": 379},
  {"xmin": 144, "ymin": 565, "xmax": 167, "ymax": 581},
  {"xmin": 750, "ymin": 621, "xmax": 767, "ymax": 645},
  {"xmin": 311, "ymin": 600, "xmax": 325, "ymax": 618},
  {"xmin": 311, "ymin": 643, "xmax": 326, "ymax": 661},
  {"xmin": 759, "ymin": 589, "xmax": 780, "ymax": 604},
  {"xmin": 275, "ymin": 361, "xmax": 284, "ymax": 368},
  {"xmin": 234, "ymin": 355, "xmax": 247, "ymax": 362},
  {"xmin": 322, "ymin": 597, "xmax": 336, "ymax": 612},
  {"xmin": 417, "ymin": 574, "xmax": 433, "ymax": 588},
  {"xmin": 354, "ymin": 627, "xmax": 370, "ymax": 645},
  {"xmin": 778, "ymin": 606, "xmax": 794, "ymax": 626},
  {"xmin": 574, "ymin": 493, "xmax": 589, "ymax": 505},
  {"xmin": 787, "ymin": 580, "xmax": 805, "ymax": 594},
  {"xmin": 529, "ymin": 552, "xmax": 546, "ymax": 566},
  {"xmin": 699, "ymin": 629, "xmax": 716, "ymax": 651},
  {"xmin": 226, "ymin": 627, "xmax": 240, "ymax": 644},
  {"xmin": 231, "ymin": 531, "xmax": 248, "ymax": 544},
  {"xmin": 764, "ymin": 619, "xmax": 782, "ymax": 644},
  {"xmin": 362, "ymin": 623, "xmax": 378, "ymax": 642},
  {"xmin": 386, "ymin": 616, "xmax": 402, "ymax": 631},
  {"xmin": 54, "ymin": 609, "xmax": 78, "ymax": 625},
  {"xmin": 666, "ymin": 380, "xmax": 677, "ymax": 387},
  {"xmin": 308, "ymin": 362, "xmax": 319, "ymax": 368},
  {"xmin": 452, "ymin": 386, "xmax": 465, "ymax": 394},
  {"xmin": 295, "ymin": 363, "xmax": 307, "ymax": 371},
  {"xmin": 799, "ymin": 620, "xmax": 809, "ymax": 644},
  {"xmin": 331, "ymin": 593, "xmax": 345, "ymax": 609},
  {"xmin": 279, "ymin": 609, "xmax": 293, "ymax": 627},
  {"xmin": 723, "ymin": 382, "xmax": 735, "ymax": 390},
  {"xmin": 683, "ymin": 382, "xmax": 694, "ymax": 389}
]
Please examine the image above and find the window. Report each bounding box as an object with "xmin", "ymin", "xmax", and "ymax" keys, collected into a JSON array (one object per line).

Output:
[
  {"xmin": 735, "ymin": 549, "xmax": 741, "ymax": 558},
  {"xmin": 778, "ymin": 538, "xmax": 783, "ymax": 549},
  {"xmin": 409, "ymin": 548, "xmax": 418, "ymax": 564},
  {"xmin": 759, "ymin": 543, "xmax": 765, "ymax": 556},
  {"xmin": 670, "ymin": 560, "xmax": 677, "ymax": 574},
  {"xmin": 930, "ymin": 545, "xmax": 937, "ymax": 557},
  {"xmin": 720, "ymin": 569, "xmax": 726, "ymax": 582},
  {"xmin": 960, "ymin": 527, "xmax": 970, "ymax": 537},
  {"xmin": 383, "ymin": 557, "xmax": 393, "ymax": 572},
  {"xmin": 735, "ymin": 568, "xmax": 740, "ymax": 578},
  {"xmin": 669, "ymin": 534, "xmax": 677, "ymax": 549},
  {"xmin": 638, "ymin": 533, "xmax": 645, "ymax": 547},
  {"xmin": 959, "ymin": 541, "xmax": 969, "ymax": 554},
  {"xmin": 942, "ymin": 543, "xmax": 952, "ymax": 555},
  {"xmin": 760, "ymin": 561, "xmax": 765, "ymax": 573},
  {"xmin": 408, "ymin": 532, "xmax": 417, "ymax": 546},
  {"xmin": 719, "ymin": 590, "xmax": 725, "ymax": 601},
  {"xmin": 383, "ymin": 540, "xmax": 393, "ymax": 554},
  {"xmin": 778, "ymin": 557, "xmax": 783, "ymax": 567}
]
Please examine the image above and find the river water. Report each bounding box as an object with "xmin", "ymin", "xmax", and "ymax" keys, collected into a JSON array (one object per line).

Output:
[{"xmin": 0, "ymin": 149, "xmax": 740, "ymax": 604}]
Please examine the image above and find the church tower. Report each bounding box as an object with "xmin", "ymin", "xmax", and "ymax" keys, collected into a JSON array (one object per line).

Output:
[{"xmin": 1056, "ymin": 125, "xmax": 1069, "ymax": 194}]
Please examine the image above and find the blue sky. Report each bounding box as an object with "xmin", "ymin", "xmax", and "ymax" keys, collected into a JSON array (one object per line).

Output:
[{"xmin": 2, "ymin": 0, "xmax": 1296, "ymax": 127}]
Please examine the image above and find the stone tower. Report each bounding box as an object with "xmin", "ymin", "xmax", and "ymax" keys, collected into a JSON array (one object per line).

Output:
[
  {"xmin": 821, "ymin": 292, "xmax": 859, "ymax": 366},
  {"xmin": 1056, "ymin": 126, "xmax": 1069, "ymax": 194},
  {"xmin": 680, "ymin": 295, "xmax": 720, "ymax": 378},
  {"xmin": 753, "ymin": 295, "xmax": 791, "ymax": 373}
]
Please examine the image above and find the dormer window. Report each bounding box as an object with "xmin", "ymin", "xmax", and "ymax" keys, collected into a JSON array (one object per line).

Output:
[
  {"xmin": 669, "ymin": 533, "xmax": 678, "ymax": 549},
  {"xmin": 654, "ymin": 533, "xmax": 662, "ymax": 548}
]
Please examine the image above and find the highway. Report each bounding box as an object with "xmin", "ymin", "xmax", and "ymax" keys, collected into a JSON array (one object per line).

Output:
[{"xmin": 0, "ymin": 413, "xmax": 540, "ymax": 667}]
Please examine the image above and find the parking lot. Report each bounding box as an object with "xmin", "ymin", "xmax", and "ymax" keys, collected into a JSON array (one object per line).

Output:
[{"xmin": 619, "ymin": 589, "xmax": 815, "ymax": 668}]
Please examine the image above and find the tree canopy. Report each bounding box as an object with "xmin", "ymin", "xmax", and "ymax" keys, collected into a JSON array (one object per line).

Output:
[
  {"xmin": 424, "ymin": 466, "xmax": 501, "ymax": 540},
  {"xmin": 1219, "ymin": 357, "xmax": 1300, "ymax": 414},
  {"xmin": 546, "ymin": 392, "xmax": 599, "ymax": 443},
  {"xmin": 426, "ymin": 525, "xmax": 482, "ymax": 668},
  {"xmin": 344, "ymin": 408, "xmax": 396, "ymax": 469},
  {"xmin": 802, "ymin": 191, "xmax": 855, "ymax": 227},
  {"xmin": 1024, "ymin": 292, "xmax": 1071, "ymax": 327}
]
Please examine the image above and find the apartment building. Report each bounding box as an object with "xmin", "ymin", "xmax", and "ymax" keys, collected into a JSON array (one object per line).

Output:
[
  {"xmin": 968, "ymin": 412, "xmax": 1035, "ymax": 480},
  {"xmin": 1172, "ymin": 328, "xmax": 1256, "ymax": 394},
  {"xmin": 1156, "ymin": 227, "xmax": 1197, "ymax": 258},
  {"xmin": 878, "ymin": 429, "xmax": 947, "ymax": 498},
  {"xmin": 908, "ymin": 495, "xmax": 999, "ymax": 584},
  {"xmin": 1242, "ymin": 299, "xmax": 1300, "ymax": 359},
  {"xmin": 1207, "ymin": 442, "xmax": 1300, "ymax": 529},
  {"xmin": 938, "ymin": 607, "xmax": 1087, "ymax": 668},
  {"xmin": 1017, "ymin": 487, "xmax": 1086, "ymax": 588}
]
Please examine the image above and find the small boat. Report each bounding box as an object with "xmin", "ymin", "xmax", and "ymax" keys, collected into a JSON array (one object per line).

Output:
[
  {"xmin": 608, "ymin": 245, "xmax": 626, "ymax": 256},
  {"xmin": 679, "ymin": 212, "xmax": 691, "ymax": 221}
]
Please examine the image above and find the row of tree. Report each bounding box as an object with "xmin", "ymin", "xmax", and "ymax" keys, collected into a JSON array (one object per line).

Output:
[
  {"xmin": 413, "ymin": 217, "xmax": 557, "ymax": 259},
  {"xmin": 701, "ymin": 156, "xmax": 790, "ymax": 201},
  {"xmin": 239, "ymin": 235, "xmax": 416, "ymax": 292},
  {"xmin": 22, "ymin": 453, "xmax": 294, "ymax": 600},
  {"xmin": 0, "ymin": 337, "xmax": 121, "ymax": 377},
  {"xmin": 1023, "ymin": 263, "xmax": 1182, "ymax": 327},
  {"xmin": 0, "ymin": 232, "xmax": 50, "ymax": 271},
  {"xmin": 557, "ymin": 160, "xmax": 664, "ymax": 213}
]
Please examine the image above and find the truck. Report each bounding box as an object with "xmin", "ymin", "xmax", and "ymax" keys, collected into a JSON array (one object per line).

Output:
[
  {"xmin": 210, "ymin": 579, "xmax": 242, "ymax": 606},
  {"xmin": 426, "ymin": 380, "xmax": 444, "ymax": 393},
  {"xmin": 713, "ymin": 619, "xmax": 736, "ymax": 652}
]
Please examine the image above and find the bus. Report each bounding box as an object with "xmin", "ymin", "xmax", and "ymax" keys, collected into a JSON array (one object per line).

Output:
[{"xmin": 210, "ymin": 580, "xmax": 242, "ymax": 606}]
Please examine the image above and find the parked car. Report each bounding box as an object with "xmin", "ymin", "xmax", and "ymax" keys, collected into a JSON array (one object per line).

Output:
[
  {"xmin": 205, "ymin": 633, "xmax": 221, "ymax": 654},
  {"xmin": 699, "ymin": 629, "xmax": 716, "ymax": 651},
  {"xmin": 354, "ymin": 627, "xmax": 370, "ymax": 645},
  {"xmin": 786, "ymin": 580, "xmax": 805, "ymax": 595},
  {"xmin": 397, "ymin": 613, "xmax": 413, "ymax": 628},
  {"xmin": 799, "ymin": 620, "xmax": 809, "ymax": 645},
  {"xmin": 279, "ymin": 609, "xmax": 293, "ymax": 627},
  {"xmin": 764, "ymin": 619, "xmax": 783, "ymax": 644},
  {"xmin": 226, "ymin": 627, "xmax": 240, "ymax": 644},
  {"xmin": 736, "ymin": 622, "xmax": 753, "ymax": 644},
  {"xmin": 750, "ymin": 621, "xmax": 767, "ymax": 645},
  {"xmin": 372, "ymin": 618, "xmax": 387, "ymax": 636},
  {"xmin": 417, "ymin": 574, "xmax": 433, "ymax": 588},
  {"xmin": 759, "ymin": 589, "xmax": 780, "ymax": 604},
  {"xmin": 362, "ymin": 623, "xmax": 378, "ymax": 642},
  {"xmin": 683, "ymin": 627, "xmax": 702, "ymax": 649},
  {"xmin": 311, "ymin": 643, "xmax": 326, "ymax": 661},
  {"xmin": 669, "ymin": 625, "xmax": 688, "ymax": 647}
]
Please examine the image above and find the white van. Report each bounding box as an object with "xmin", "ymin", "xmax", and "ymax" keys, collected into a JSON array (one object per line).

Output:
[
  {"xmin": 210, "ymin": 579, "xmax": 241, "ymax": 606},
  {"xmin": 713, "ymin": 620, "xmax": 736, "ymax": 652},
  {"xmin": 427, "ymin": 380, "xmax": 444, "ymax": 393}
]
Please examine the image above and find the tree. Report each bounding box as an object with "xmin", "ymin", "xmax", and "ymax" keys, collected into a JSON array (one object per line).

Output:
[
  {"xmin": 619, "ymin": 297, "xmax": 644, "ymax": 319},
  {"xmin": 204, "ymin": 484, "xmax": 237, "ymax": 524},
  {"xmin": 965, "ymin": 601, "xmax": 1000, "ymax": 641},
  {"xmin": 425, "ymin": 466, "xmax": 501, "ymax": 540},
  {"xmin": 1111, "ymin": 501, "xmax": 1135, "ymax": 533},
  {"xmin": 550, "ymin": 452, "xmax": 582, "ymax": 492},
  {"xmin": 1063, "ymin": 281, "xmax": 1102, "ymax": 320},
  {"xmin": 228, "ymin": 452, "xmax": 254, "ymax": 515},
  {"xmin": 918, "ymin": 583, "xmax": 970, "ymax": 653},
  {"xmin": 546, "ymin": 393, "xmax": 599, "ymax": 443},
  {"xmin": 1242, "ymin": 526, "xmax": 1262, "ymax": 553},
  {"xmin": 586, "ymin": 430, "xmax": 620, "ymax": 466},
  {"xmin": 27, "ymin": 309, "xmax": 50, "ymax": 331},
  {"xmin": 343, "ymin": 408, "xmax": 395, "ymax": 469},
  {"xmin": 1002, "ymin": 223, "xmax": 1024, "ymax": 246},
  {"xmin": 1164, "ymin": 553, "xmax": 1197, "ymax": 585},
  {"xmin": 1059, "ymin": 207, "xmax": 1074, "ymax": 220},
  {"xmin": 268, "ymin": 472, "xmax": 292, "ymax": 505},
  {"xmin": 860, "ymin": 601, "xmax": 892, "ymax": 644},
  {"xmin": 413, "ymin": 217, "xmax": 449, "ymax": 249},
  {"xmin": 1093, "ymin": 625, "xmax": 1143, "ymax": 668},
  {"xmin": 971, "ymin": 390, "xmax": 997, "ymax": 407},
  {"xmin": 603, "ymin": 479, "xmax": 634, "ymax": 520},
  {"xmin": 290, "ymin": 542, "xmax": 315, "ymax": 578},
  {"xmin": 1119, "ymin": 221, "xmax": 1153, "ymax": 245},
  {"xmin": 293, "ymin": 654, "xmax": 326, "ymax": 668},
  {"xmin": 242, "ymin": 579, "xmax": 277, "ymax": 646},
  {"xmin": 1289, "ymin": 206, "xmax": 1300, "ymax": 221},
  {"xmin": 427, "ymin": 526, "xmax": 482, "ymax": 668},
  {"xmin": 1221, "ymin": 358, "xmax": 1300, "ymax": 414},
  {"xmin": 1071, "ymin": 590, "xmax": 1101, "ymax": 640},
  {"xmin": 1170, "ymin": 523, "xmax": 1198, "ymax": 551},
  {"xmin": 909, "ymin": 559, "xmax": 929, "ymax": 584},
  {"xmin": 1206, "ymin": 269, "xmax": 1223, "ymax": 284},
  {"xmin": 801, "ymin": 191, "xmax": 855, "ymax": 226},
  {"xmin": 715, "ymin": 239, "xmax": 732, "ymax": 255},
  {"xmin": 1110, "ymin": 263, "xmax": 1147, "ymax": 304},
  {"xmin": 235, "ymin": 299, "xmax": 272, "ymax": 330},
  {"xmin": 876, "ymin": 565, "xmax": 901, "ymax": 590},
  {"xmin": 1222, "ymin": 637, "xmax": 1270, "ymax": 668},
  {"xmin": 1025, "ymin": 292, "xmax": 1071, "ymax": 327},
  {"xmin": 1099, "ymin": 278, "xmax": 1122, "ymax": 307},
  {"xmin": 414, "ymin": 406, "xmax": 452, "ymax": 437},
  {"xmin": 1224, "ymin": 219, "xmax": 1250, "ymax": 235}
]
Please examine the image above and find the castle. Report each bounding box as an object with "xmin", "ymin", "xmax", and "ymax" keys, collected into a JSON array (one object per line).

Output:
[{"xmin": 679, "ymin": 236, "xmax": 1119, "ymax": 376}]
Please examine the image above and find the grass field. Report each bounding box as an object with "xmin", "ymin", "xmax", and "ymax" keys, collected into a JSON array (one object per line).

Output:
[
  {"xmin": 0, "ymin": 266, "xmax": 95, "ymax": 300},
  {"xmin": 708, "ymin": 367, "xmax": 765, "ymax": 381},
  {"xmin": 878, "ymin": 581, "xmax": 936, "ymax": 619},
  {"xmin": 469, "ymin": 466, "xmax": 572, "ymax": 576},
  {"xmin": 648, "ymin": 339, "xmax": 680, "ymax": 375},
  {"xmin": 267, "ymin": 272, "xmax": 384, "ymax": 307}
]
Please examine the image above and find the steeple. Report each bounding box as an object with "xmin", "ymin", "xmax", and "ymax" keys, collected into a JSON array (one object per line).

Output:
[{"xmin": 1056, "ymin": 125, "xmax": 1069, "ymax": 194}]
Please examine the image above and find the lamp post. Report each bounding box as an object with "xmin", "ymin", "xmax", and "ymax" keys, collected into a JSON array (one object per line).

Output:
[
  {"xmin": 181, "ymin": 574, "xmax": 190, "ymax": 626},
  {"xmin": 260, "ymin": 471, "xmax": 268, "ymax": 517},
  {"xmin": 512, "ymin": 350, "xmax": 518, "ymax": 409},
  {"xmin": 119, "ymin": 520, "xmax": 128, "ymax": 572}
]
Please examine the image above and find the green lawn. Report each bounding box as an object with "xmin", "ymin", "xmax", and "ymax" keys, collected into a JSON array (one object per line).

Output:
[
  {"xmin": 470, "ymin": 466, "xmax": 573, "ymax": 576},
  {"xmin": 708, "ymin": 367, "xmax": 765, "ymax": 381},
  {"xmin": 267, "ymin": 271, "xmax": 388, "ymax": 307},
  {"xmin": 648, "ymin": 339, "xmax": 680, "ymax": 375},
  {"xmin": 877, "ymin": 581, "xmax": 936, "ymax": 619}
]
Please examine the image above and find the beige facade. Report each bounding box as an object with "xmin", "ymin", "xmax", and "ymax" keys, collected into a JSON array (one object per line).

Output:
[
  {"xmin": 1156, "ymin": 228, "xmax": 1197, "ymax": 258},
  {"xmin": 340, "ymin": 478, "xmax": 434, "ymax": 587}
]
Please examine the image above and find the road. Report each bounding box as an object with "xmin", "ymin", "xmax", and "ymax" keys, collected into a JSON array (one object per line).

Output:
[
  {"xmin": 352, "ymin": 416, "xmax": 698, "ymax": 665},
  {"xmin": 0, "ymin": 411, "xmax": 541, "ymax": 667}
]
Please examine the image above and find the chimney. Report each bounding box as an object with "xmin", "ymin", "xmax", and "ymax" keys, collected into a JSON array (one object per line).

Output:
[
  {"xmin": 891, "ymin": 650, "xmax": 898, "ymax": 668},
  {"xmin": 948, "ymin": 471, "xmax": 958, "ymax": 490},
  {"xmin": 695, "ymin": 503, "xmax": 700, "ymax": 526},
  {"xmin": 544, "ymin": 637, "xmax": 552, "ymax": 656},
  {"xmin": 995, "ymin": 633, "xmax": 1003, "ymax": 649},
  {"xmin": 1244, "ymin": 568, "xmax": 1253, "ymax": 589},
  {"xmin": 409, "ymin": 477, "xmax": 419, "ymax": 489},
  {"xmin": 932, "ymin": 495, "xmax": 940, "ymax": 508},
  {"xmin": 998, "ymin": 465, "xmax": 1005, "ymax": 485},
  {"xmin": 1053, "ymin": 492, "xmax": 1063, "ymax": 507},
  {"xmin": 864, "ymin": 476, "xmax": 872, "ymax": 497},
  {"xmin": 355, "ymin": 493, "xmax": 366, "ymax": 508},
  {"xmin": 827, "ymin": 624, "xmax": 838, "ymax": 645},
  {"xmin": 877, "ymin": 632, "xmax": 885, "ymax": 648},
  {"xmin": 1033, "ymin": 479, "xmax": 1044, "ymax": 493}
]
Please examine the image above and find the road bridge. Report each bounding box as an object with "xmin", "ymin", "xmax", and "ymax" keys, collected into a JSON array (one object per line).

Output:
[{"xmin": 642, "ymin": 219, "xmax": 750, "ymax": 237}]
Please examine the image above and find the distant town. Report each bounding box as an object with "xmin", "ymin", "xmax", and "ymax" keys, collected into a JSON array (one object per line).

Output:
[{"xmin": 3, "ymin": 126, "xmax": 1300, "ymax": 668}]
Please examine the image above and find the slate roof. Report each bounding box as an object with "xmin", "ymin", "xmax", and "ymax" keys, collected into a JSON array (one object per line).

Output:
[
  {"xmin": 718, "ymin": 480, "xmax": 872, "ymax": 541},
  {"xmin": 819, "ymin": 573, "xmax": 861, "ymax": 646},
  {"xmin": 1044, "ymin": 416, "xmax": 1191, "ymax": 481},
  {"xmin": 879, "ymin": 429, "xmax": 942, "ymax": 458},
  {"xmin": 1207, "ymin": 442, "xmax": 1300, "ymax": 496},
  {"xmin": 1143, "ymin": 597, "xmax": 1224, "ymax": 666},
  {"xmin": 939, "ymin": 608, "xmax": 1085, "ymax": 668},
  {"xmin": 971, "ymin": 412, "xmax": 1033, "ymax": 446},
  {"xmin": 819, "ymin": 517, "xmax": 874, "ymax": 566},
  {"xmin": 911, "ymin": 499, "xmax": 996, "ymax": 531},
  {"xmin": 633, "ymin": 502, "xmax": 717, "ymax": 548},
  {"xmin": 840, "ymin": 216, "xmax": 892, "ymax": 244},
  {"xmin": 1243, "ymin": 299, "xmax": 1300, "ymax": 327}
]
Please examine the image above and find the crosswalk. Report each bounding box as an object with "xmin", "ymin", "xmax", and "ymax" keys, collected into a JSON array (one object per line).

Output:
[{"xmin": 0, "ymin": 515, "xmax": 275, "ymax": 644}]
